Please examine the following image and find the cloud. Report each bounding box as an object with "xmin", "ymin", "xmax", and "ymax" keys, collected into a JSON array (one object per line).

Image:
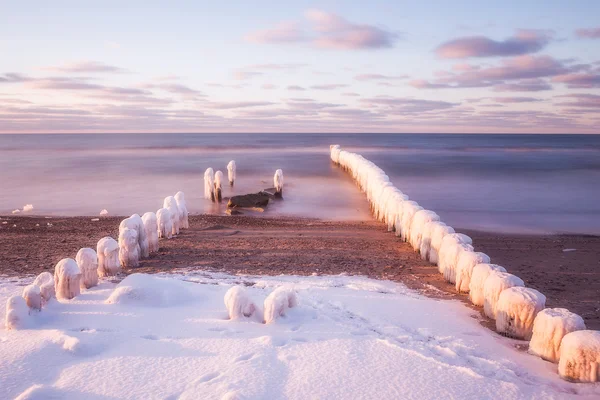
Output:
[
  {"xmin": 408, "ymin": 79, "xmax": 452, "ymax": 89},
  {"xmin": 492, "ymin": 79, "xmax": 553, "ymax": 92},
  {"xmin": 141, "ymin": 83, "xmax": 204, "ymax": 98},
  {"xmin": 552, "ymin": 72, "xmax": 600, "ymax": 88},
  {"xmin": 491, "ymin": 97, "xmax": 543, "ymax": 103},
  {"xmin": 232, "ymin": 71, "xmax": 264, "ymax": 80},
  {"xmin": 360, "ymin": 96, "xmax": 459, "ymax": 113},
  {"xmin": 436, "ymin": 30, "xmax": 552, "ymax": 59},
  {"xmin": 244, "ymin": 63, "xmax": 308, "ymax": 70},
  {"xmin": 354, "ymin": 73, "xmax": 408, "ymax": 81},
  {"xmin": 206, "ymin": 101, "xmax": 275, "ymax": 110},
  {"xmin": 555, "ymin": 93, "xmax": 600, "ymax": 109},
  {"xmin": 261, "ymin": 84, "xmax": 278, "ymax": 90},
  {"xmin": 342, "ymin": 92, "xmax": 360, "ymax": 97},
  {"xmin": 310, "ymin": 84, "xmax": 348, "ymax": 90},
  {"xmin": 575, "ymin": 27, "xmax": 600, "ymax": 39},
  {"xmin": 245, "ymin": 9, "xmax": 398, "ymax": 50},
  {"xmin": 42, "ymin": 61, "xmax": 129, "ymax": 74},
  {"xmin": 0, "ymin": 73, "xmax": 32, "ymax": 83},
  {"xmin": 287, "ymin": 85, "xmax": 306, "ymax": 91}
]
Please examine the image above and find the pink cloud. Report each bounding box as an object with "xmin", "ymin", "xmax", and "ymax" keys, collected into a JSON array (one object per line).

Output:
[
  {"xmin": 556, "ymin": 94, "xmax": 600, "ymax": 108},
  {"xmin": 310, "ymin": 84, "xmax": 348, "ymax": 90},
  {"xmin": 552, "ymin": 73, "xmax": 600, "ymax": 88},
  {"xmin": 287, "ymin": 85, "xmax": 306, "ymax": 91},
  {"xmin": 261, "ymin": 84, "xmax": 278, "ymax": 90},
  {"xmin": 244, "ymin": 22, "xmax": 306, "ymax": 44},
  {"xmin": 232, "ymin": 71, "xmax": 264, "ymax": 80},
  {"xmin": 436, "ymin": 30, "xmax": 552, "ymax": 59},
  {"xmin": 354, "ymin": 73, "xmax": 408, "ymax": 81},
  {"xmin": 206, "ymin": 101, "xmax": 275, "ymax": 110},
  {"xmin": 42, "ymin": 61, "xmax": 129, "ymax": 74},
  {"xmin": 491, "ymin": 97, "xmax": 543, "ymax": 103},
  {"xmin": 492, "ymin": 79, "xmax": 552, "ymax": 92},
  {"xmin": 575, "ymin": 27, "xmax": 600, "ymax": 39}
]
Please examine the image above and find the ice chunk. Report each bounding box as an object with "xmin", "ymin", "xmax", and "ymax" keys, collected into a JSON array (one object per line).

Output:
[
  {"xmin": 22, "ymin": 284, "xmax": 42, "ymax": 311},
  {"xmin": 495, "ymin": 287, "xmax": 546, "ymax": 339},
  {"xmin": 97, "ymin": 236, "xmax": 121, "ymax": 277},
  {"xmin": 558, "ymin": 330, "xmax": 600, "ymax": 382},
  {"xmin": 142, "ymin": 212, "xmax": 159, "ymax": 253},
  {"xmin": 483, "ymin": 271, "xmax": 524, "ymax": 319},
  {"xmin": 33, "ymin": 271, "xmax": 55, "ymax": 304},
  {"xmin": 54, "ymin": 258, "xmax": 82, "ymax": 300},
  {"xmin": 174, "ymin": 191, "xmax": 189, "ymax": 229},
  {"xmin": 224, "ymin": 286, "xmax": 258, "ymax": 320},
  {"xmin": 455, "ymin": 251, "xmax": 491, "ymax": 293},
  {"xmin": 469, "ymin": 264, "xmax": 507, "ymax": 307},
  {"xmin": 76, "ymin": 247, "xmax": 99, "ymax": 289},
  {"xmin": 529, "ymin": 308, "xmax": 586, "ymax": 363},
  {"xmin": 264, "ymin": 287, "xmax": 297, "ymax": 324},
  {"xmin": 5, "ymin": 295, "xmax": 29, "ymax": 329},
  {"xmin": 119, "ymin": 228, "xmax": 140, "ymax": 268}
]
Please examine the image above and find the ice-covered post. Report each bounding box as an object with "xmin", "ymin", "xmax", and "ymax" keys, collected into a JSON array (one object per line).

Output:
[
  {"xmin": 33, "ymin": 271, "xmax": 55, "ymax": 304},
  {"xmin": 174, "ymin": 192, "xmax": 189, "ymax": 229},
  {"xmin": 142, "ymin": 212, "xmax": 160, "ymax": 252},
  {"xmin": 156, "ymin": 208, "xmax": 173, "ymax": 239},
  {"xmin": 274, "ymin": 169, "xmax": 284, "ymax": 198},
  {"xmin": 214, "ymin": 171, "xmax": 224, "ymax": 202},
  {"xmin": 163, "ymin": 196, "xmax": 180, "ymax": 235},
  {"xmin": 227, "ymin": 160, "xmax": 236, "ymax": 186},
  {"xmin": 204, "ymin": 168, "xmax": 215, "ymax": 202},
  {"xmin": 529, "ymin": 308, "xmax": 586, "ymax": 363},
  {"xmin": 224, "ymin": 286, "xmax": 257, "ymax": 320},
  {"xmin": 97, "ymin": 236, "xmax": 121, "ymax": 277},
  {"xmin": 22, "ymin": 284, "xmax": 42, "ymax": 311},
  {"xmin": 5, "ymin": 296, "xmax": 29, "ymax": 330},
  {"xmin": 264, "ymin": 287, "xmax": 297, "ymax": 324},
  {"xmin": 76, "ymin": 247, "xmax": 99, "ymax": 289},
  {"xmin": 54, "ymin": 258, "xmax": 82, "ymax": 300}
]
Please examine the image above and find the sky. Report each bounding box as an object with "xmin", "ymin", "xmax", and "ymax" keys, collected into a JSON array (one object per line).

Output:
[{"xmin": 0, "ymin": 0, "xmax": 599, "ymax": 134}]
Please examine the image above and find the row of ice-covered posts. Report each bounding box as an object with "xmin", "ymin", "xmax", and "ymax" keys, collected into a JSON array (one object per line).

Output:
[{"xmin": 330, "ymin": 144, "xmax": 600, "ymax": 383}]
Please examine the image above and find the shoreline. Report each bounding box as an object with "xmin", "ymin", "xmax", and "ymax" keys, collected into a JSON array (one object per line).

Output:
[{"xmin": 1, "ymin": 214, "xmax": 598, "ymax": 330}]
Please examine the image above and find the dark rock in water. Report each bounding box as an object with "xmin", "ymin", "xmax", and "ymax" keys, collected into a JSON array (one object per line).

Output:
[
  {"xmin": 262, "ymin": 187, "xmax": 282, "ymax": 199},
  {"xmin": 227, "ymin": 192, "xmax": 270, "ymax": 208}
]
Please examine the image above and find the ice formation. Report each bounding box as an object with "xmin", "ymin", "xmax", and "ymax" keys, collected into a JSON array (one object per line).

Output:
[
  {"xmin": 118, "ymin": 217, "xmax": 142, "ymax": 258},
  {"xmin": 227, "ymin": 160, "xmax": 236, "ymax": 186},
  {"xmin": 119, "ymin": 228, "xmax": 140, "ymax": 268},
  {"xmin": 399, "ymin": 201, "xmax": 423, "ymax": 242},
  {"xmin": 408, "ymin": 210, "xmax": 440, "ymax": 251},
  {"xmin": 428, "ymin": 223, "xmax": 455, "ymax": 264},
  {"xmin": 469, "ymin": 264, "xmax": 507, "ymax": 307},
  {"xmin": 54, "ymin": 258, "xmax": 82, "ymax": 300},
  {"xmin": 438, "ymin": 233, "xmax": 472, "ymax": 277},
  {"xmin": 558, "ymin": 330, "xmax": 600, "ymax": 382},
  {"xmin": 163, "ymin": 196, "xmax": 180, "ymax": 236},
  {"xmin": 264, "ymin": 287, "xmax": 297, "ymax": 324},
  {"xmin": 156, "ymin": 207, "xmax": 173, "ymax": 239},
  {"xmin": 224, "ymin": 286, "xmax": 258, "ymax": 320},
  {"xmin": 455, "ymin": 251, "xmax": 491, "ymax": 293},
  {"xmin": 130, "ymin": 214, "xmax": 149, "ymax": 258},
  {"xmin": 495, "ymin": 287, "xmax": 546, "ymax": 339},
  {"xmin": 99, "ymin": 209, "xmax": 109, "ymax": 216},
  {"xmin": 529, "ymin": 308, "xmax": 586, "ymax": 363},
  {"xmin": 97, "ymin": 236, "xmax": 121, "ymax": 277},
  {"xmin": 483, "ymin": 271, "xmax": 524, "ymax": 319},
  {"xmin": 23, "ymin": 204, "xmax": 34, "ymax": 212},
  {"xmin": 5, "ymin": 295, "xmax": 29, "ymax": 330},
  {"xmin": 22, "ymin": 284, "xmax": 42, "ymax": 311},
  {"xmin": 204, "ymin": 167, "xmax": 215, "ymax": 201},
  {"xmin": 174, "ymin": 191, "xmax": 189, "ymax": 229},
  {"xmin": 33, "ymin": 271, "xmax": 55, "ymax": 304},
  {"xmin": 274, "ymin": 169, "xmax": 284, "ymax": 197},
  {"xmin": 214, "ymin": 170, "xmax": 224, "ymax": 202},
  {"xmin": 142, "ymin": 212, "xmax": 159, "ymax": 252},
  {"xmin": 419, "ymin": 220, "xmax": 441, "ymax": 260},
  {"xmin": 75, "ymin": 247, "xmax": 99, "ymax": 289}
]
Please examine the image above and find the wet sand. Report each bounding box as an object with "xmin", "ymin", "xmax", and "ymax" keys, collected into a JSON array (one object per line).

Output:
[{"xmin": 1, "ymin": 214, "xmax": 598, "ymax": 329}]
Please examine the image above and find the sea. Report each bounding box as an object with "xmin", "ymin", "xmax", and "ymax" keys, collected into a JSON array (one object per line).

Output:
[{"xmin": 1, "ymin": 133, "xmax": 599, "ymax": 235}]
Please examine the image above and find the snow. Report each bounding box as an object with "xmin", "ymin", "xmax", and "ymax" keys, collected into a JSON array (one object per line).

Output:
[
  {"xmin": 96, "ymin": 237, "xmax": 121, "ymax": 277},
  {"xmin": 227, "ymin": 160, "xmax": 236, "ymax": 186},
  {"xmin": 264, "ymin": 287, "xmax": 298, "ymax": 324},
  {"xmin": 204, "ymin": 167, "xmax": 215, "ymax": 201},
  {"xmin": 558, "ymin": 330, "xmax": 600, "ymax": 383},
  {"xmin": 455, "ymin": 251, "xmax": 491, "ymax": 293},
  {"xmin": 118, "ymin": 228, "xmax": 140, "ymax": 268},
  {"xmin": 106, "ymin": 274, "xmax": 192, "ymax": 307},
  {"xmin": 53, "ymin": 258, "xmax": 81, "ymax": 300},
  {"xmin": 274, "ymin": 169, "xmax": 284, "ymax": 195},
  {"xmin": 4, "ymin": 295, "xmax": 29, "ymax": 330},
  {"xmin": 174, "ymin": 191, "xmax": 189, "ymax": 229},
  {"xmin": 22, "ymin": 285, "xmax": 42, "ymax": 311},
  {"xmin": 224, "ymin": 286, "xmax": 259, "ymax": 321},
  {"xmin": 495, "ymin": 287, "xmax": 546, "ymax": 340},
  {"xmin": 75, "ymin": 248, "xmax": 98, "ymax": 289},
  {"xmin": 469, "ymin": 263, "xmax": 507, "ymax": 307},
  {"xmin": 1, "ymin": 272, "xmax": 598, "ymax": 399},
  {"xmin": 142, "ymin": 212, "xmax": 159, "ymax": 253},
  {"xmin": 156, "ymin": 207, "xmax": 173, "ymax": 239},
  {"xmin": 529, "ymin": 308, "xmax": 586, "ymax": 363},
  {"xmin": 483, "ymin": 272, "xmax": 525, "ymax": 319}
]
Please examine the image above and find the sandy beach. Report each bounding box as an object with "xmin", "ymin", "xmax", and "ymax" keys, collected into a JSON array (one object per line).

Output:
[{"xmin": 1, "ymin": 214, "xmax": 598, "ymax": 330}]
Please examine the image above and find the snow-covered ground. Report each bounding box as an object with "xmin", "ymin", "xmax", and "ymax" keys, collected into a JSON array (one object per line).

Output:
[{"xmin": 1, "ymin": 272, "xmax": 598, "ymax": 399}]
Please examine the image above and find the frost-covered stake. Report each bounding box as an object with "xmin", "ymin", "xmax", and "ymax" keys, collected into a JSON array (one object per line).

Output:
[
  {"xmin": 483, "ymin": 271, "xmax": 524, "ymax": 319},
  {"xmin": 54, "ymin": 258, "xmax": 82, "ymax": 300},
  {"xmin": 438, "ymin": 233, "xmax": 473, "ymax": 280},
  {"xmin": 97, "ymin": 236, "xmax": 121, "ymax": 277},
  {"xmin": 495, "ymin": 287, "xmax": 546, "ymax": 339},
  {"xmin": 408, "ymin": 210, "xmax": 440, "ymax": 251},
  {"xmin": 5, "ymin": 296, "xmax": 29, "ymax": 330},
  {"xmin": 264, "ymin": 287, "xmax": 297, "ymax": 324},
  {"xmin": 558, "ymin": 330, "xmax": 600, "ymax": 382},
  {"xmin": 214, "ymin": 170, "xmax": 224, "ymax": 202},
  {"xmin": 204, "ymin": 167, "xmax": 215, "ymax": 201},
  {"xmin": 273, "ymin": 169, "xmax": 284, "ymax": 197},
  {"xmin": 428, "ymin": 223, "xmax": 455, "ymax": 264},
  {"xmin": 142, "ymin": 212, "xmax": 159, "ymax": 252},
  {"xmin": 455, "ymin": 251, "xmax": 491, "ymax": 293},
  {"xmin": 33, "ymin": 271, "xmax": 55, "ymax": 304},
  {"xmin": 174, "ymin": 191, "xmax": 189, "ymax": 229},
  {"xmin": 469, "ymin": 264, "xmax": 507, "ymax": 307},
  {"xmin": 529, "ymin": 308, "xmax": 586, "ymax": 363},
  {"xmin": 156, "ymin": 208, "xmax": 173, "ymax": 239},
  {"xmin": 119, "ymin": 228, "xmax": 140, "ymax": 268},
  {"xmin": 224, "ymin": 286, "xmax": 257, "ymax": 320},
  {"xmin": 227, "ymin": 160, "xmax": 236, "ymax": 186},
  {"xmin": 76, "ymin": 247, "xmax": 99, "ymax": 289},
  {"xmin": 119, "ymin": 217, "xmax": 142, "ymax": 258},
  {"xmin": 22, "ymin": 284, "xmax": 42, "ymax": 311},
  {"xmin": 163, "ymin": 196, "xmax": 180, "ymax": 235},
  {"xmin": 130, "ymin": 214, "xmax": 149, "ymax": 258},
  {"xmin": 399, "ymin": 201, "xmax": 423, "ymax": 242}
]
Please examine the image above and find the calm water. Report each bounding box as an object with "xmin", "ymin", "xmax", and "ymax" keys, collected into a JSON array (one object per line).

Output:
[{"xmin": 1, "ymin": 133, "xmax": 599, "ymax": 234}]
